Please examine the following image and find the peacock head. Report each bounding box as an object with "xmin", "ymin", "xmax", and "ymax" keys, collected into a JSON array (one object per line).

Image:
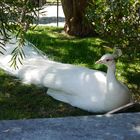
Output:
[{"xmin": 96, "ymin": 48, "xmax": 122, "ymax": 67}]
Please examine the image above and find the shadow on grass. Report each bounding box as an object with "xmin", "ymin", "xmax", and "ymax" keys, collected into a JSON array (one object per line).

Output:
[{"xmin": 118, "ymin": 62, "xmax": 140, "ymax": 101}]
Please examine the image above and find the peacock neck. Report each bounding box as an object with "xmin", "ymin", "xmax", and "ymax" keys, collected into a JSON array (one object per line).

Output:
[{"xmin": 106, "ymin": 63, "xmax": 118, "ymax": 91}]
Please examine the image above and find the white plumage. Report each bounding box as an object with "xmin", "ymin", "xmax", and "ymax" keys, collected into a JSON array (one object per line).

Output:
[{"xmin": 0, "ymin": 37, "xmax": 131, "ymax": 113}]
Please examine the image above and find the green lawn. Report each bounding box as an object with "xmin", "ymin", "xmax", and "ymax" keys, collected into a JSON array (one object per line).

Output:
[{"xmin": 0, "ymin": 26, "xmax": 139, "ymax": 120}]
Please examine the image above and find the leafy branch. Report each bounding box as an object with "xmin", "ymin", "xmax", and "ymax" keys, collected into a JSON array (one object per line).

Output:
[{"xmin": 0, "ymin": 0, "xmax": 41, "ymax": 68}]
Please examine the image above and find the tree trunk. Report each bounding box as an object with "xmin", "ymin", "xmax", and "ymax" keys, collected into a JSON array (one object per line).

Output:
[{"xmin": 61, "ymin": 0, "xmax": 96, "ymax": 37}]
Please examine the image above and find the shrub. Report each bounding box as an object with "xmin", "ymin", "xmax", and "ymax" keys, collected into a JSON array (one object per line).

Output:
[{"xmin": 86, "ymin": 0, "xmax": 140, "ymax": 49}]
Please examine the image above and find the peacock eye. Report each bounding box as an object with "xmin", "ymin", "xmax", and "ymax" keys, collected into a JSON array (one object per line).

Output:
[{"xmin": 106, "ymin": 59, "xmax": 110, "ymax": 62}]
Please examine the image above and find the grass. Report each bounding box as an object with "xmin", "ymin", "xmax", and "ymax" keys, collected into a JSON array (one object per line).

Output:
[{"xmin": 0, "ymin": 26, "xmax": 139, "ymax": 120}]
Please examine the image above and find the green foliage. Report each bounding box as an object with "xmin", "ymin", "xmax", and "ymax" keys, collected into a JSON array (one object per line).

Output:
[
  {"xmin": 0, "ymin": 0, "xmax": 40, "ymax": 68},
  {"xmin": 86, "ymin": 0, "xmax": 140, "ymax": 49}
]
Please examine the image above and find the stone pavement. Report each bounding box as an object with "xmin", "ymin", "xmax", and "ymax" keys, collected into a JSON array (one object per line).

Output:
[
  {"xmin": 0, "ymin": 113, "xmax": 140, "ymax": 140},
  {"xmin": 38, "ymin": 5, "xmax": 65, "ymax": 27}
]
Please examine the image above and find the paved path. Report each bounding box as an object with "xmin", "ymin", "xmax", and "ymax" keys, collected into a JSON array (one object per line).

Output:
[
  {"xmin": 38, "ymin": 5, "xmax": 65, "ymax": 27},
  {"xmin": 0, "ymin": 113, "xmax": 140, "ymax": 140}
]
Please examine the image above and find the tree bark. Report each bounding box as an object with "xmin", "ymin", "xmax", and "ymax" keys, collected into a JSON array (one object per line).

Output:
[{"xmin": 61, "ymin": 0, "xmax": 96, "ymax": 37}]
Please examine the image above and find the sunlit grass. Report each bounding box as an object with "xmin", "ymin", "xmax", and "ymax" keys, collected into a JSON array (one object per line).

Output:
[{"xmin": 0, "ymin": 26, "xmax": 139, "ymax": 120}]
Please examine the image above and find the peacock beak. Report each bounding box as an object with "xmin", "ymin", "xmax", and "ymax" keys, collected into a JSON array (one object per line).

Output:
[{"xmin": 95, "ymin": 59, "xmax": 103, "ymax": 64}]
